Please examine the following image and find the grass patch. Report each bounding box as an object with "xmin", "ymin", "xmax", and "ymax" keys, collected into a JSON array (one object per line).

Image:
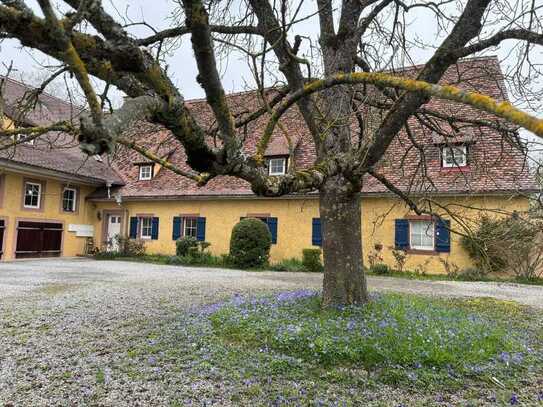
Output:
[
  {"xmin": 268, "ymin": 258, "xmax": 306, "ymax": 272},
  {"xmin": 367, "ymin": 268, "xmax": 543, "ymax": 286},
  {"xmin": 93, "ymin": 253, "xmax": 229, "ymax": 268},
  {"xmin": 207, "ymin": 292, "xmax": 541, "ymax": 388},
  {"xmin": 108, "ymin": 291, "xmax": 543, "ymax": 404}
]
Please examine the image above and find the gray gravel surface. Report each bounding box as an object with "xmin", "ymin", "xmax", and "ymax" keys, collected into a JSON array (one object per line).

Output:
[{"xmin": 1, "ymin": 258, "xmax": 542, "ymax": 406}]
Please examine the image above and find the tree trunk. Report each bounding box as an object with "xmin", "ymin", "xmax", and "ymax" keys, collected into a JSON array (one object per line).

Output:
[{"xmin": 320, "ymin": 176, "xmax": 368, "ymax": 306}]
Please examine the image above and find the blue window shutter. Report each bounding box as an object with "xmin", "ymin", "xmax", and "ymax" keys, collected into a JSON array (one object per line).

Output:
[
  {"xmin": 267, "ymin": 217, "xmax": 278, "ymax": 244},
  {"xmin": 151, "ymin": 217, "xmax": 159, "ymax": 240},
  {"xmin": 435, "ymin": 219, "xmax": 451, "ymax": 253},
  {"xmin": 312, "ymin": 218, "xmax": 322, "ymax": 246},
  {"xmin": 196, "ymin": 217, "xmax": 206, "ymax": 241},
  {"xmin": 129, "ymin": 217, "xmax": 138, "ymax": 239},
  {"xmin": 394, "ymin": 219, "xmax": 410, "ymax": 250},
  {"xmin": 172, "ymin": 216, "xmax": 182, "ymax": 240}
]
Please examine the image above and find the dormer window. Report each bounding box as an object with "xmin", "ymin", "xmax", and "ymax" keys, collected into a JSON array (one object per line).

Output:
[
  {"xmin": 139, "ymin": 164, "xmax": 153, "ymax": 181},
  {"xmin": 12, "ymin": 134, "xmax": 34, "ymax": 145},
  {"xmin": 268, "ymin": 157, "xmax": 287, "ymax": 175},
  {"xmin": 441, "ymin": 145, "xmax": 467, "ymax": 168}
]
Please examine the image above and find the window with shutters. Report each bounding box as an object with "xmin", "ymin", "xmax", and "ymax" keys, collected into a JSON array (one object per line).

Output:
[
  {"xmin": 409, "ymin": 220, "xmax": 434, "ymax": 251},
  {"xmin": 140, "ymin": 217, "xmax": 153, "ymax": 239},
  {"xmin": 184, "ymin": 217, "xmax": 198, "ymax": 238}
]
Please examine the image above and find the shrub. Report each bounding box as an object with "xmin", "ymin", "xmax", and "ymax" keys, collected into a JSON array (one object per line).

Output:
[
  {"xmin": 115, "ymin": 236, "xmax": 146, "ymax": 257},
  {"xmin": 461, "ymin": 214, "xmax": 540, "ymax": 276},
  {"xmin": 460, "ymin": 267, "xmax": 486, "ymax": 281},
  {"xmin": 302, "ymin": 249, "xmax": 323, "ymax": 272},
  {"xmin": 370, "ymin": 263, "xmax": 391, "ymax": 275},
  {"xmin": 270, "ymin": 258, "xmax": 306, "ymax": 272},
  {"xmin": 390, "ymin": 248, "xmax": 408, "ymax": 273},
  {"xmin": 176, "ymin": 236, "xmax": 199, "ymax": 256},
  {"xmin": 439, "ymin": 258, "xmax": 460, "ymax": 279},
  {"xmin": 93, "ymin": 251, "xmax": 121, "ymax": 260},
  {"xmin": 229, "ymin": 218, "xmax": 272, "ymax": 268},
  {"xmin": 368, "ymin": 243, "xmax": 384, "ymax": 268}
]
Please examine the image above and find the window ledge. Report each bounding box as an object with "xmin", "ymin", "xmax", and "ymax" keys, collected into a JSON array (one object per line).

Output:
[
  {"xmin": 405, "ymin": 249, "xmax": 440, "ymax": 256},
  {"xmin": 440, "ymin": 166, "xmax": 470, "ymax": 173}
]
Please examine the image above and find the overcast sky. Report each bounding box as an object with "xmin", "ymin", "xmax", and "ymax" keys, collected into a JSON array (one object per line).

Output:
[
  {"xmin": 2, "ymin": 0, "xmax": 526, "ymax": 100},
  {"xmin": 1, "ymin": 0, "xmax": 541, "ymax": 158}
]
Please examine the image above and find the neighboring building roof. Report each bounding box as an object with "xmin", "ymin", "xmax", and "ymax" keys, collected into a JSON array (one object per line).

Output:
[
  {"xmin": 0, "ymin": 76, "xmax": 124, "ymax": 185},
  {"xmin": 1, "ymin": 75, "xmax": 82, "ymax": 126},
  {"xmin": 94, "ymin": 56, "xmax": 536, "ymax": 200}
]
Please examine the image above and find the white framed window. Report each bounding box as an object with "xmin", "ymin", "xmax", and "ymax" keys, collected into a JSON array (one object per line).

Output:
[
  {"xmin": 442, "ymin": 145, "xmax": 467, "ymax": 168},
  {"xmin": 24, "ymin": 182, "xmax": 41, "ymax": 208},
  {"xmin": 410, "ymin": 221, "xmax": 435, "ymax": 251},
  {"xmin": 184, "ymin": 217, "xmax": 198, "ymax": 238},
  {"xmin": 140, "ymin": 217, "xmax": 153, "ymax": 239},
  {"xmin": 139, "ymin": 165, "xmax": 153, "ymax": 180},
  {"xmin": 62, "ymin": 187, "xmax": 77, "ymax": 212},
  {"xmin": 268, "ymin": 157, "xmax": 287, "ymax": 175}
]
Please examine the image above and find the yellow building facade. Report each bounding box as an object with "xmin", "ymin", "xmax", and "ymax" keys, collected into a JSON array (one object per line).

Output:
[
  {"xmin": 89, "ymin": 193, "xmax": 529, "ymax": 274},
  {"xmin": 0, "ymin": 170, "xmax": 98, "ymax": 261}
]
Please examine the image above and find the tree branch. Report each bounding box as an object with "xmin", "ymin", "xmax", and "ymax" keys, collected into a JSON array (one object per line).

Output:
[
  {"xmin": 453, "ymin": 29, "xmax": 543, "ymax": 58},
  {"xmin": 258, "ymin": 71, "xmax": 543, "ymax": 159},
  {"xmin": 182, "ymin": 0, "xmax": 238, "ymax": 154},
  {"xmin": 137, "ymin": 24, "xmax": 262, "ymax": 46}
]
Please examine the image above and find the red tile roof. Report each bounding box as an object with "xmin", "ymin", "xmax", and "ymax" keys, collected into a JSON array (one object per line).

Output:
[
  {"xmin": 99, "ymin": 56, "xmax": 536, "ymax": 200},
  {"xmin": 0, "ymin": 57, "xmax": 535, "ymax": 198},
  {"xmin": 0, "ymin": 76, "xmax": 123, "ymax": 185}
]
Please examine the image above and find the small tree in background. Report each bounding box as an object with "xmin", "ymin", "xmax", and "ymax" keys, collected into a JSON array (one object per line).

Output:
[
  {"xmin": 229, "ymin": 218, "xmax": 272, "ymax": 269},
  {"xmin": 461, "ymin": 215, "xmax": 541, "ymax": 277}
]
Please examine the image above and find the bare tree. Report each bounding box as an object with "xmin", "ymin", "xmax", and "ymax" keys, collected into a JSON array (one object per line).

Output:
[{"xmin": 0, "ymin": 0, "xmax": 542, "ymax": 305}]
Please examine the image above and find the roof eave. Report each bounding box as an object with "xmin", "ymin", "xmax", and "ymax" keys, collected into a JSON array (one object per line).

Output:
[
  {"xmin": 86, "ymin": 188, "xmax": 538, "ymax": 202},
  {"xmin": 0, "ymin": 158, "xmax": 120, "ymax": 186}
]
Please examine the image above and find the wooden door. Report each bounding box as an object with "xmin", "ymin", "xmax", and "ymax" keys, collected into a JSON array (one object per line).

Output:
[{"xmin": 15, "ymin": 221, "xmax": 63, "ymax": 259}]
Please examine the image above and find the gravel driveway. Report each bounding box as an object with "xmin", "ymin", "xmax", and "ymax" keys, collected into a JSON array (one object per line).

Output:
[
  {"xmin": 1, "ymin": 258, "xmax": 542, "ymax": 405},
  {"xmin": 1, "ymin": 258, "xmax": 542, "ymax": 306}
]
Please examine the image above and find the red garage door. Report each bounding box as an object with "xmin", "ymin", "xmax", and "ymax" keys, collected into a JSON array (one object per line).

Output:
[{"xmin": 16, "ymin": 221, "xmax": 63, "ymax": 259}]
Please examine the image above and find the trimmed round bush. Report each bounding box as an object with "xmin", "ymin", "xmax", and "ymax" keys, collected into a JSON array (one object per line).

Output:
[{"xmin": 229, "ymin": 218, "xmax": 272, "ymax": 268}]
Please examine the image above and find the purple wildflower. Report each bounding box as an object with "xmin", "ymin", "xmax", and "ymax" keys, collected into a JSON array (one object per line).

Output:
[
  {"xmin": 499, "ymin": 351, "xmax": 511, "ymax": 364},
  {"xmin": 510, "ymin": 394, "xmax": 519, "ymax": 405},
  {"xmin": 276, "ymin": 290, "xmax": 317, "ymax": 303},
  {"xmin": 512, "ymin": 353, "xmax": 523, "ymax": 365},
  {"xmin": 538, "ymin": 391, "xmax": 543, "ymax": 402},
  {"xmin": 147, "ymin": 356, "xmax": 157, "ymax": 366}
]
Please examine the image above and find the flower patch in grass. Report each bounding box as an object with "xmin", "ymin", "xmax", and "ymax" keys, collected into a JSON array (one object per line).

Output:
[{"xmin": 207, "ymin": 291, "xmax": 540, "ymax": 386}]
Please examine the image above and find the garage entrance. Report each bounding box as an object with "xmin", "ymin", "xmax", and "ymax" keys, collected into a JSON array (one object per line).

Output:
[{"xmin": 15, "ymin": 221, "xmax": 63, "ymax": 259}]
